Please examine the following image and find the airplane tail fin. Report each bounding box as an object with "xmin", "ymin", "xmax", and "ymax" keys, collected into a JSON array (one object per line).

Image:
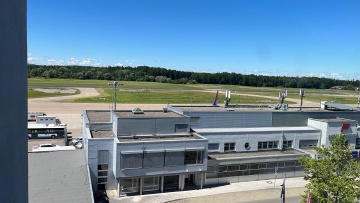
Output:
[{"xmin": 213, "ymin": 91, "xmax": 219, "ymax": 106}]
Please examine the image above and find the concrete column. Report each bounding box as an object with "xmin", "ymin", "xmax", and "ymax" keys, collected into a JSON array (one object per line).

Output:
[
  {"xmin": 200, "ymin": 173, "xmax": 203, "ymax": 189},
  {"xmin": 139, "ymin": 178, "xmax": 143, "ymax": 195},
  {"xmin": 117, "ymin": 179, "xmax": 121, "ymax": 197},
  {"xmin": 180, "ymin": 174, "xmax": 185, "ymax": 191},
  {"xmin": 0, "ymin": 0, "xmax": 28, "ymax": 202},
  {"xmin": 160, "ymin": 176, "xmax": 164, "ymax": 193}
]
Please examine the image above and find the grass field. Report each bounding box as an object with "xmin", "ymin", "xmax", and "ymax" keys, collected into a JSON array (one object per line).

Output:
[
  {"xmin": 70, "ymin": 89, "xmax": 293, "ymax": 104},
  {"xmin": 28, "ymin": 78, "xmax": 359, "ymax": 104}
]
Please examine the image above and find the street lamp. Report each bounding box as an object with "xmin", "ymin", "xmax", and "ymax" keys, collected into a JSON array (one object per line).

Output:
[{"xmin": 108, "ymin": 81, "xmax": 123, "ymax": 110}]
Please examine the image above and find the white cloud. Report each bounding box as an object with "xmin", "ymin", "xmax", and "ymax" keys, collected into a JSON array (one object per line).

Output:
[{"xmin": 114, "ymin": 63, "xmax": 123, "ymax": 66}]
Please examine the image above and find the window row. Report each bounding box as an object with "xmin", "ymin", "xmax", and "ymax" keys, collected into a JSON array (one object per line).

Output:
[
  {"xmin": 121, "ymin": 150, "xmax": 204, "ymax": 169},
  {"xmin": 207, "ymin": 161, "xmax": 302, "ymax": 173},
  {"xmin": 210, "ymin": 141, "xmax": 294, "ymax": 152},
  {"xmin": 206, "ymin": 166, "xmax": 305, "ymax": 179}
]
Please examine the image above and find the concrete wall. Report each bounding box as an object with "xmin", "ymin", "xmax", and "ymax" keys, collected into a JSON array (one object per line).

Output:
[
  {"xmin": 202, "ymin": 129, "xmax": 320, "ymax": 153},
  {"xmin": 87, "ymin": 139, "xmax": 116, "ymax": 190},
  {"xmin": 0, "ymin": 0, "xmax": 28, "ymax": 202},
  {"xmin": 183, "ymin": 112, "xmax": 272, "ymax": 128},
  {"xmin": 117, "ymin": 117, "xmax": 191, "ymax": 136}
]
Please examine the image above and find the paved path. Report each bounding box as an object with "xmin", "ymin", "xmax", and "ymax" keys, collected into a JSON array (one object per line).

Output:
[{"xmin": 109, "ymin": 177, "xmax": 307, "ymax": 203}]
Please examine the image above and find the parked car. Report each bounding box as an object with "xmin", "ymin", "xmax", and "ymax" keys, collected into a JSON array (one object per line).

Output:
[{"xmin": 70, "ymin": 137, "xmax": 82, "ymax": 146}]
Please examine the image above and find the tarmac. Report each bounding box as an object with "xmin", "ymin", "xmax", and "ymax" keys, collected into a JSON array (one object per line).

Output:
[{"xmin": 108, "ymin": 177, "xmax": 308, "ymax": 203}]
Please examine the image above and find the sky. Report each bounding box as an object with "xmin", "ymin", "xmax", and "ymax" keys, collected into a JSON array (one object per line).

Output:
[{"xmin": 27, "ymin": 0, "xmax": 360, "ymax": 80}]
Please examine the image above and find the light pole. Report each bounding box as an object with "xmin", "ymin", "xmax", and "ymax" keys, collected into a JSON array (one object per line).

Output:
[{"xmin": 108, "ymin": 81, "xmax": 123, "ymax": 110}]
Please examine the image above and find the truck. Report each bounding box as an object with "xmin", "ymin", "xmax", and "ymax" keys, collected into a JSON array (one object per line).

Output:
[{"xmin": 28, "ymin": 112, "xmax": 46, "ymax": 121}]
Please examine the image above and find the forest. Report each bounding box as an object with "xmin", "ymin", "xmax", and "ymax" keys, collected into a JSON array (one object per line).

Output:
[{"xmin": 28, "ymin": 64, "xmax": 360, "ymax": 90}]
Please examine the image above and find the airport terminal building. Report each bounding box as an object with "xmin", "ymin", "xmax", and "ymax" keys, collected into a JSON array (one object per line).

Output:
[{"xmin": 82, "ymin": 104, "xmax": 360, "ymax": 197}]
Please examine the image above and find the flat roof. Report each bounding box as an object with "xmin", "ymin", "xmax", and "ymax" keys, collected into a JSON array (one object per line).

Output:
[
  {"xmin": 118, "ymin": 134, "xmax": 203, "ymax": 142},
  {"xmin": 28, "ymin": 150, "xmax": 93, "ymax": 203},
  {"xmin": 310, "ymin": 117, "xmax": 357, "ymax": 123},
  {"xmin": 194, "ymin": 126, "xmax": 319, "ymax": 133},
  {"xmin": 170, "ymin": 105, "xmax": 321, "ymax": 112},
  {"xmin": 325, "ymin": 102, "xmax": 358, "ymax": 111},
  {"xmin": 91, "ymin": 130, "xmax": 115, "ymax": 138},
  {"xmin": 115, "ymin": 110, "xmax": 184, "ymax": 118},
  {"xmin": 209, "ymin": 149, "xmax": 305, "ymax": 159},
  {"xmin": 86, "ymin": 110, "xmax": 111, "ymax": 123}
]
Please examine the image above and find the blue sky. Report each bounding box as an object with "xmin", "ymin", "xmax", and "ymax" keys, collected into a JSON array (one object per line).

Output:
[{"xmin": 28, "ymin": 0, "xmax": 360, "ymax": 80}]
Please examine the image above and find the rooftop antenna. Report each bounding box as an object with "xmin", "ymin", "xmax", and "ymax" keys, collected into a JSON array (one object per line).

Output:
[
  {"xmin": 299, "ymin": 89, "xmax": 306, "ymax": 111},
  {"xmin": 225, "ymin": 90, "xmax": 231, "ymax": 107},
  {"xmin": 108, "ymin": 81, "xmax": 123, "ymax": 111},
  {"xmin": 356, "ymin": 87, "xmax": 360, "ymax": 107},
  {"xmin": 212, "ymin": 90, "xmax": 219, "ymax": 106},
  {"xmin": 276, "ymin": 90, "xmax": 287, "ymax": 110}
]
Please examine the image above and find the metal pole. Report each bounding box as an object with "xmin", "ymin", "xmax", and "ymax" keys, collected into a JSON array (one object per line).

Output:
[{"xmin": 114, "ymin": 82, "xmax": 117, "ymax": 110}]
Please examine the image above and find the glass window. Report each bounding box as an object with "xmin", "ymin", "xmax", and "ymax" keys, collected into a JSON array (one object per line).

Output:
[
  {"xmin": 175, "ymin": 124, "xmax": 188, "ymax": 133},
  {"xmin": 143, "ymin": 177, "xmax": 160, "ymax": 192},
  {"xmin": 184, "ymin": 150, "xmax": 203, "ymax": 165},
  {"xmin": 121, "ymin": 178, "xmax": 139, "ymax": 193},
  {"xmin": 356, "ymin": 138, "xmax": 360, "ymax": 149},
  {"xmin": 208, "ymin": 143, "xmax": 220, "ymax": 151},
  {"xmin": 224, "ymin": 143, "xmax": 235, "ymax": 152},
  {"xmin": 245, "ymin": 142, "xmax": 251, "ymax": 150},
  {"xmin": 283, "ymin": 141, "xmax": 292, "ymax": 149},
  {"xmin": 227, "ymin": 165, "xmax": 240, "ymax": 171},
  {"xmin": 98, "ymin": 150, "xmax": 109, "ymax": 164},
  {"xmin": 258, "ymin": 141, "xmax": 278, "ymax": 150}
]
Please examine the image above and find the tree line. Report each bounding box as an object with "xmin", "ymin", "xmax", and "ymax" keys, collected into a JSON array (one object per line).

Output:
[{"xmin": 28, "ymin": 64, "xmax": 360, "ymax": 89}]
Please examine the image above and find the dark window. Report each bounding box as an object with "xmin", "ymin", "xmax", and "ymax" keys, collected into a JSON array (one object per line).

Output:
[
  {"xmin": 224, "ymin": 143, "xmax": 235, "ymax": 152},
  {"xmin": 184, "ymin": 150, "xmax": 203, "ymax": 165},
  {"xmin": 175, "ymin": 124, "xmax": 188, "ymax": 133},
  {"xmin": 208, "ymin": 143, "xmax": 219, "ymax": 151},
  {"xmin": 245, "ymin": 142, "xmax": 250, "ymax": 150}
]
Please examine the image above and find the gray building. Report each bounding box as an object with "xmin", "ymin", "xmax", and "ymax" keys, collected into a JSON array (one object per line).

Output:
[
  {"xmin": 82, "ymin": 105, "xmax": 360, "ymax": 198},
  {"xmin": 83, "ymin": 109, "xmax": 208, "ymax": 197}
]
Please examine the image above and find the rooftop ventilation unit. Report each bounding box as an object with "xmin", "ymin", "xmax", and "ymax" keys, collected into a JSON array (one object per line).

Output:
[{"xmin": 132, "ymin": 107, "xmax": 144, "ymax": 114}]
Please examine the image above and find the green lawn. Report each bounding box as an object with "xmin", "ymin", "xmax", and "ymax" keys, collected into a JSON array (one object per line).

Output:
[
  {"xmin": 28, "ymin": 78, "xmax": 358, "ymax": 104},
  {"xmin": 71, "ymin": 89, "xmax": 295, "ymax": 104}
]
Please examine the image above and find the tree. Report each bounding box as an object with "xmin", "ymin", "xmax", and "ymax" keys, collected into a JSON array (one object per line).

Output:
[{"xmin": 298, "ymin": 134, "xmax": 360, "ymax": 203}]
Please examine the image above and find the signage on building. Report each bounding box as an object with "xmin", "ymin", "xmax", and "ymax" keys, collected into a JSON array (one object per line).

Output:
[
  {"xmin": 340, "ymin": 123, "xmax": 351, "ymax": 132},
  {"xmin": 351, "ymin": 151, "xmax": 358, "ymax": 158}
]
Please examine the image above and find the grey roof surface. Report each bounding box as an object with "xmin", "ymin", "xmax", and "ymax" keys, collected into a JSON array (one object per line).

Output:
[
  {"xmin": 194, "ymin": 126, "xmax": 319, "ymax": 133},
  {"xmin": 310, "ymin": 117, "xmax": 357, "ymax": 123},
  {"xmin": 28, "ymin": 150, "xmax": 93, "ymax": 203},
  {"xmin": 118, "ymin": 134, "xmax": 203, "ymax": 142},
  {"xmin": 115, "ymin": 110, "xmax": 184, "ymax": 118},
  {"xmin": 91, "ymin": 130, "xmax": 115, "ymax": 138},
  {"xmin": 87, "ymin": 110, "xmax": 111, "ymax": 123},
  {"xmin": 209, "ymin": 149, "xmax": 305, "ymax": 159},
  {"xmin": 170, "ymin": 105, "xmax": 321, "ymax": 112},
  {"xmin": 325, "ymin": 103, "xmax": 358, "ymax": 111}
]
